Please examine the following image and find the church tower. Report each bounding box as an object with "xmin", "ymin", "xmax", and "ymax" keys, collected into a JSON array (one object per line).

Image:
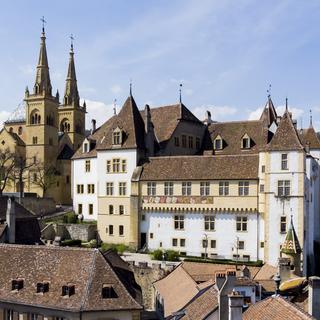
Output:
[
  {"xmin": 25, "ymin": 25, "xmax": 59, "ymax": 173},
  {"xmin": 58, "ymin": 38, "xmax": 86, "ymax": 151}
]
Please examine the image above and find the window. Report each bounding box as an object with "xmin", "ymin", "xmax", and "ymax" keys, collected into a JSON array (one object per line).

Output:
[
  {"xmin": 210, "ymin": 240, "xmax": 216, "ymax": 248},
  {"xmin": 202, "ymin": 239, "xmax": 208, "ymax": 248},
  {"xmin": 182, "ymin": 182, "xmax": 192, "ymax": 196},
  {"xmin": 147, "ymin": 182, "xmax": 156, "ymax": 196},
  {"xmin": 238, "ymin": 241, "xmax": 245, "ymax": 250},
  {"xmin": 182, "ymin": 135, "xmax": 187, "ymax": 148},
  {"xmin": 150, "ymin": 233, "xmax": 153, "ymax": 239},
  {"xmin": 83, "ymin": 143, "xmax": 88, "ymax": 153},
  {"xmin": 32, "ymin": 136, "xmax": 38, "ymax": 144},
  {"xmin": 18, "ymin": 126, "xmax": 22, "ymax": 135},
  {"xmin": 109, "ymin": 225, "xmax": 114, "ymax": 235},
  {"xmin": 119, "ymin": 182, "xmax": 127, "ymax": 196},
  {"xmin": 66, "ymin": 175, "xmax": 70, "ymax": 184},
  {"xmin": 241, "ymin": 136, "xmax": 250, "ymax": 149},
  {"xmin": 113, "ymin": 159, "xmax": 120, "ymax": 172},
  {"xmin": 119, "ymin": 205, "xmax": 124, "ymax": 215},
  {"xmin": 174, "ymin": 137, "xmax": 180, "ymax": 147},
  {"xmin": 214, "ymin": 137, "xmax": 222, "ymax": 150},
  {"xmin": 88, "ymin": 204, "xmax": 93, "ymax": 215},
  {"xmin": 102, "ymin": 285, "xmax": 118, "ymax": 299},
  {"xmin": 113, "ymin": 131, "xmax": 121, "ymax": 145},
  {"xmin": 172, "ymin": 238, "xmax": 178, "ymax": 247},
  {"xmin": 85, "ymin": 160, "xmax": 91, "ymax": 172},
  {"xmin": 278, "ymin": 180, "xmax": 290, "ymax": 197},
  {"xmin": 281, "ymin": 154, "xmax": 288, "ymax": 170},
  {"xmin": 243, "ymin": 255, "xmax": 250, "ymax": 261},
  {"xmin": 122, "ymin": 159, "xmax": 127, "ymax": 172},
  {"xmin": 11, "ymin": 279, "xmax": 24, "ymax": 291},
  {"xmin": 78, "ymin": 204, "xmax": 82, "ymax": 214},
  {"xmin": 106, "ymin": 160, "xmax": 111, "ymax": 173},
  {"xmin": 164, "ymin": 182, "xmax": 174, "ymax": 196},
  {"xmin": 87, "ymin": 184, "xmax": 95, "ymax": 194},
  {"xmin": 260, "ymin": 241, "xmax": 265, "ymax": 248},
  {"xmin": 180, "ymin": 239, "xmax": 186, "ymax": 247},
  {"xmin": 200, "ymin": 182, "xmax": 210, "ymax": 196},
  {"xmin": 280, "ymin": 216, "xmax": 287, "ymax": 233},
  {"xmin": 174, "ymin": 215, "xmax": 184, "ymax": 230},
  {"xmin": 62, "ymin": 285, "xmax": 75, "ymax": 297},
  {"xmin": 77, "ymin": 184, "xmax": 84, "ymax": 194},
  {"xmin": 261, "ymin": 165, "xmax": 265, "ymax": 173},
  {"xmin": 196, "ymin": 137, "xmax": 200, "ymax": 149},
  {"xmin": 106, "ymin": 182, "xmax": 114, "ymax": 196},
  {"xmin": 219, "ymin": 181, "xmax": 229, "ymax": 196},
  {"xmin": 36, "ymin": 282, "xmax": 49, "ymax": 293},
  {"xmin": 109, "ymin": 205, "xmax": 114, "ymax": 215},
  {"xmin": 260, "ymin": 184, "xmax": 265, "ymax": 192},
  {"xmin": 204, "ymin": 216, "xmax": 215, "ymax": 231},
  {"xmin": 119, "ymin": 225, "xmax": 124, "ymax": 236},
  {"xmin": 238, "ymin": 181, "xmax": 249, "ymax": 196},
  {"xmin": 188, "ymin": 136, "xmax": 193, "ymax": 148},
  {"xmin": 236, "ymin": 216, "xmax": 248, "ymax": 232}
]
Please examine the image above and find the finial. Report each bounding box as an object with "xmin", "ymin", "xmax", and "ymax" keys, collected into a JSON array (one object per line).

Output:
[
  {"xmin": 113, "ymin": 99, "xmax": 117, "ymax": 115},
  {"xmin": 40, "ymin": 16, "xmax": 46, "ymax": 34},
  {"xmin": 310, "ymin": 109, "xmax": 313, "ymax": 127},
  {"xmin": 285, "ymin": 97, "xmax": 288, "ymax": 111},
  {"xmin": 129, "ymin": 79, "xmax": 132, "ymax": 96},
  {"xmin": 70, "ymin": 34, "xmax": 74, "ymax": 52},
  {"xmin": 83, "ymin": 100, "xmax": 86, "ymax": 109},
  {"xmin": 179, "ymin": 83, "xmax": 182, "ymax": 104},
  {"xmin": 267, "ymin": 84, "xmax": 271, "ymax": 99}
]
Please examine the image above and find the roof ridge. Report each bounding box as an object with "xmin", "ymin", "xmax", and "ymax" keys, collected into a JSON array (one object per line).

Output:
[{"xmin": 148, "ymin": 154, "xmax": 258, "ymax": 159}]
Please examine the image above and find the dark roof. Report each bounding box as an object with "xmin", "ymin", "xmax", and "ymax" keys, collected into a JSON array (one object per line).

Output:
[
  {"xmin": 299, "ymin": 126, "xmax": 320, "ymax": 150},
  {"xmin": 0, "ymin": 197, "xmax": 41, "ymax": 245},
  {"xmin": 206, "ymin": 120, "xmax": 268, "ymax": 155},
  {"xmin": 97, "ymin": 96, "xmax": 145, "ymax": 151},
  {"xmin": 0, "ymin": 223, "xmax": 6, "ymax": 239},
  {"xmin": 140, "ymin": 154, "xmax": 259, "ymax": 181},
  {"xmin": 0, "ymin": 245, "xmax": 142, "ymax": 312},
  {"xmin": 243, "ymin": 295, "xmax": 315, "ymax": 320},
  {"xmin": 57, "ymin": 144, "xmax": 74, "ymax": 160},
  {"xmin": 260, "ymin": 97, "xmax": 278, "ymax": 127},
  {"xmin": 267, "ymin": 111, "xmax": 304, "ymax": 151}
]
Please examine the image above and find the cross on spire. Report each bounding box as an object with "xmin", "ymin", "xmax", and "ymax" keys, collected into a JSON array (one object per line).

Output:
[
  {"xmin": 40, "ymin": 16, "xmax": 46, "ymax": 33},
  {"xmin": 70, "ymin": 34, "xmax": 74, "ymax": 52},
  {"xmin": 179, "ymin": 83, "xmax": 183, "ymax": 104}
]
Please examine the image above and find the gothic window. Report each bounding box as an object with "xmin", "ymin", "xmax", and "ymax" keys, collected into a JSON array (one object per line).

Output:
[
  {"xmin": 60, "ymin": 119, "xmax": 70, "ymax": 132},
  {"xmin": 30, "ymin": 109, "xmax": 41, "ymax": 124}
]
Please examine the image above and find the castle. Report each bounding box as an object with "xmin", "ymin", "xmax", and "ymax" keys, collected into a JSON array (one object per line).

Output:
[{"xmin": 0, "ymin": 26, "xmax": 86, "ymax": 204}]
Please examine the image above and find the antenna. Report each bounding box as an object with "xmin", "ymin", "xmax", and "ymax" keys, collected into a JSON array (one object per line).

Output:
[
  {"xmin": 70, "ymin": 34, "xmax": 75, "ymax": 52},
  {"xmin": 129, "ymin": 79, "xmax": 132, "ymax": 96},
  {"xmin": 310, "ymin": 109, "xmax": 313, "ymax": 127}
]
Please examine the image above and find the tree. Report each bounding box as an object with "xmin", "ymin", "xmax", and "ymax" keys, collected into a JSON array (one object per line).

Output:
[{"xmin": 0, "ymin": 148, "xmax": 16, "ymax": 196}]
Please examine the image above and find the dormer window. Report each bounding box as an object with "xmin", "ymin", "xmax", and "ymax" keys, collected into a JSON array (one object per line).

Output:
[
  {"xmin": 62, "ymin": 284, "xmax": 75, "ymax": 297},
  {"xmin": 112, "ymin": 127, "xmax": 123, "ymax": 145},
  {"xmin": 36, "ymin": 282, "xmax": 49, "ymax": 293},
  {"xmin": 214, "ymin": 135, "xmax": 223, "ymax": 150},
  {"xmin": 83, "ymin": 142, "xmax": 89, "ymax": 153},
  {"xmin": 102, "ymin": 285, "xmax": 118, "ymax": 299},
  {"xmin": 11, "ymin": 279, "xmax": 24, "ymax": 291},
  {"xmin": 241, "ymin": 134, "xmax": 251, "ymax": 149}
]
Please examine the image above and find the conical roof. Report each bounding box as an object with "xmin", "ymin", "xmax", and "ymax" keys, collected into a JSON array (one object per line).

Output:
[
  {"xmin": 299, "ymin": 125, "xmax": 320, "ymax": 150},
  {"xmin": 281, "ymin": 217, "xmax": 302, "ymax": 255},
  {"xmin": 260, "ymin": 97, "xmax": 277, "ymax": 127}
]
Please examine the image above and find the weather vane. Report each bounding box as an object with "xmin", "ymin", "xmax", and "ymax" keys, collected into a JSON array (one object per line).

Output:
[
  {"xmin": 113, "ymin": 99, "xmax": 117, "ymax": 115},
  {"xmin": 129, "ymin": 79, "xmax": 132, "ymax": 96},
  {"xmin": 267, "ymin": 84, "xmax": 271, "ymax": 98}
]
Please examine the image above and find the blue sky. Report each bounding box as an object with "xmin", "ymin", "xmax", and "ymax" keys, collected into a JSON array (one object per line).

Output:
[{"xmin": 1, "ymin": 0, "xmax": 320, "ymax": 129}]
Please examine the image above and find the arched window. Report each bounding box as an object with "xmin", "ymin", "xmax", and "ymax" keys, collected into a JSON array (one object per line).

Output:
[
  {"xmin": 30, "ymin": 109, "xmax": 40, "ymax": 125},
  {"xmin": 60, "ymin": 118, "xmax": 71, "ymax": 132},
  {"xmin": 18, "ymin": 126, "xmax": 23, "ymax": 135},
  {"xmin": 214, "ymin": 135, "xmax": 223, "ymax": 150},
  {"xmin": 241, "ymin": 134, "xmax": 251, "ymax": 149}
]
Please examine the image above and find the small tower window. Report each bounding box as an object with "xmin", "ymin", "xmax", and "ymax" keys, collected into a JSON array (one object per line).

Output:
[
  {"xmin": 62, "ymin": 284, "xmax": 75, "ymax": 297},
  {"xmin": 112, "ymin": 127, "xmax": 123, "ymax": 145},
  {"xmin": 102, "ymin": 285, "xmax": 118, "ymax": 299},
  {"xmin": 18, "ymin": 126, "xmax": 23, "ymax": 135}
]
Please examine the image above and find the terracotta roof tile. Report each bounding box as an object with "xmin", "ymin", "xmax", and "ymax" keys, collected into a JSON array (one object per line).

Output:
[
  {"xmin": 243, "ymin": 295, "xmax": 315, "ymax": 320},
  {"xmin": 299, "ymin": 126, "xmax": 320, "ymax": 149},
  {"xmin": 140, "ymin": 154, "xmax": 259, "ymax": 181}
]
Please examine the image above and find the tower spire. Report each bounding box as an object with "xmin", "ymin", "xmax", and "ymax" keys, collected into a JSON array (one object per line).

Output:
[
  {"xmin": 63, "ymin": 34, "xmax": 79, "ymax": 107},
  {"xmin": 129, "ymin": 79, "xmax": 132, "ymax": 97},
  {"xmin": 34, "ymin": 16, "xmax": 52, "ymax": 96}
]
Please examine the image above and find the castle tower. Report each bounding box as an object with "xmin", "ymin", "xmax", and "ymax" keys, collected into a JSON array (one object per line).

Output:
[
  {"xmin": 58, "ymin": 39, "xmax": 86, "ymax": 151},
  {"xmin": 25, "ymin": 26, "xmax": 59, "ymax": 178}
]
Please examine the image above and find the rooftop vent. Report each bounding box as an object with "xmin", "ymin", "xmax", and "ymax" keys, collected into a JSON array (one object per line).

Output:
[
  {"xmin": 62, "ymin": 284, "xmax": 75, "ymax": 297},
  {"xmin": 11, "ymin": 279, "xmax": 24, "ymax": 291},
  {"xmin": 102, "ymin": 285, "xmax": 118, "ymax": 299}
]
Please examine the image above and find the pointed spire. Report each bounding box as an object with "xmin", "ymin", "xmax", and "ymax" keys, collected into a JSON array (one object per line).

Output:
[
  {"xmin": 285, "ymin": 97, "xmax": 288, "ymax": 111},
  {"xmin": 63, "ymin": 35, "xmax": 80, "ymax": 107},
  {"xmin": 281, "ymin": 215, "xmax": 302, "ymax": 255},
  {"xmin": 260, "ymin": 92, "xmax": 277, "ymax": 127},
  {"xmin": 33, "ymin": 17, "xmax": 52, "ymax": 96}
]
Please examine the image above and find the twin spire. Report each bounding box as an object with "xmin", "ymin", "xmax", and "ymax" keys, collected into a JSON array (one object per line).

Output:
[{"xmin": 33, "ymin": 20, "xmax": 79, "ymax": 108}]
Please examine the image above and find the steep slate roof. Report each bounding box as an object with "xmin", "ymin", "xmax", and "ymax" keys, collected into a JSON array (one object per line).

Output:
[
  {"xmin": 57, "ymin": 144, "xmax": 74, "ymax": 160},
  {"xmin": 140, "ymin": 154, "xmax": 259, "ymax": 181},
  {"xmin": 0, "ymin": 245, "xmax": 142, "ymax": 312},
  {"xmin": 281, "ymin": 218, "xmax": 302, "ymax": 255},
  {"xmin": 243, "ymin": 295, "xmax": 315, "ymax": 320},
  {"xmin": 267, "ymin": 111, "xmax": 304, "ymax": 151},
  {"xmin": 144, "ymin": 103, "xmax": 202, "ymax": 143},
  {"xmin": 207, "ymin": 120, "xmax": 269, "ymax": 155},
  {"xmin": 299, "ymin": 126, "xmax": 320, "ymax": 150},
  {"xmin": 97, "ymin": 96, "xmax": 145, "ymax": 151},
  {"xmin": 260, "ymin": 97, "xmax": 278, "ymax": 127}
]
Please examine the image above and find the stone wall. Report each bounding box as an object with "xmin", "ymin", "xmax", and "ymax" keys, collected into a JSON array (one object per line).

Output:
[{"xmin": 41, "ymin": 223, "xmax": 97, "ymax": 242}]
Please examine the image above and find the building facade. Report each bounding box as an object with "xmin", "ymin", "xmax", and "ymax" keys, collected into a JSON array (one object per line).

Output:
[{"xmin": 72, "ymin": 93, "xmax": 320, "ymax": 273}]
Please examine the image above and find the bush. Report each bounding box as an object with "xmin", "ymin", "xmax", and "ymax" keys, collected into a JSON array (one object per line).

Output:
[
  {"xmin": 151, "ymin": 249, "xmax": 163, "ymax": 261},
  {"xmin": 165, "ymin": 250, "xmax": 180, "ymax": 262},
  {"xmin": 63, "ymin": 212, "xmax": 78, "ymax": 224},
  {"xmin": 150, "ymin": 249, "xmax": 180, "ymax": 261},
  {"xmin": 61, "ymin": 239, "xmax": 82, "ymax": 247},
  {"xmin": 100, "ymin": 243, "xmax": 128, "ymax": 254}
]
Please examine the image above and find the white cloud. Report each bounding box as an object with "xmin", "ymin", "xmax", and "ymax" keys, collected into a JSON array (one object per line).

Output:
[
  {"xmin": 81, "ymin": 99, "xmax": 114, "ymax": 129},
  {"xmin": 191, "ymin": 105, "xmax": 237, "ymax": 121},
  {"xmin": 248, "ymin": 107, "xmax": 263, "ymax": 120},
  {"xmin": 0, "ymin": 110, "xmax": 11, "ymax": 128},
  {"xmin": 110, "ymin": 84, "xmax": 122, "ymax": 94},
  {"xmin": 248, "ymin": 105, "xmax": 304, "ymax": 121}
]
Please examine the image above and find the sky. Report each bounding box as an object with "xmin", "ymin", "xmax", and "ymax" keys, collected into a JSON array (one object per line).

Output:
[{"xmin": 1, "ymin": 0, "xmax": 320, "ymax": 129}]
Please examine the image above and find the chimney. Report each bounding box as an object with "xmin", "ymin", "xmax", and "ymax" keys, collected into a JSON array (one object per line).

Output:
[
  {"xmin": 308, "ymin": 276, "xmax": 320, "ymax": 319},
  {"xmin": 6, "ymin": 197, "xmax": 16, "ymax": 244},
  {"xmin": 240, "ymin": 265, "xmax": 250, "ymax": 278},
  {"xmin": 228, "ymin": 290, "xmax": 244, "ymax": 320},
  {"xmin": 204, "ymin": 110, "xmax": 213, "ymax": 125},
  {"xmin": 292, "ymin": 118, "xmax": 297, "ymax": 129},
  {"xmin": 91, "ymin": 119, "xmax": 96, "ymax": 134},
  {"xmin": 215, "ymin": 272, "xmax": 227, "ymax": 290},
  {"xmin": 144, "ymin": 104, "xmax": 154, "ymax": 157},
  {"xmin": 278, "ymin": 257, "xmax": 291, "ymax": 283}
]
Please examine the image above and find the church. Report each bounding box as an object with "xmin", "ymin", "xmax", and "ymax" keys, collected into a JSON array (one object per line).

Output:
[{"xmin": 0, "ymin": 26, "xmax": 86, "ymax": 204}]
